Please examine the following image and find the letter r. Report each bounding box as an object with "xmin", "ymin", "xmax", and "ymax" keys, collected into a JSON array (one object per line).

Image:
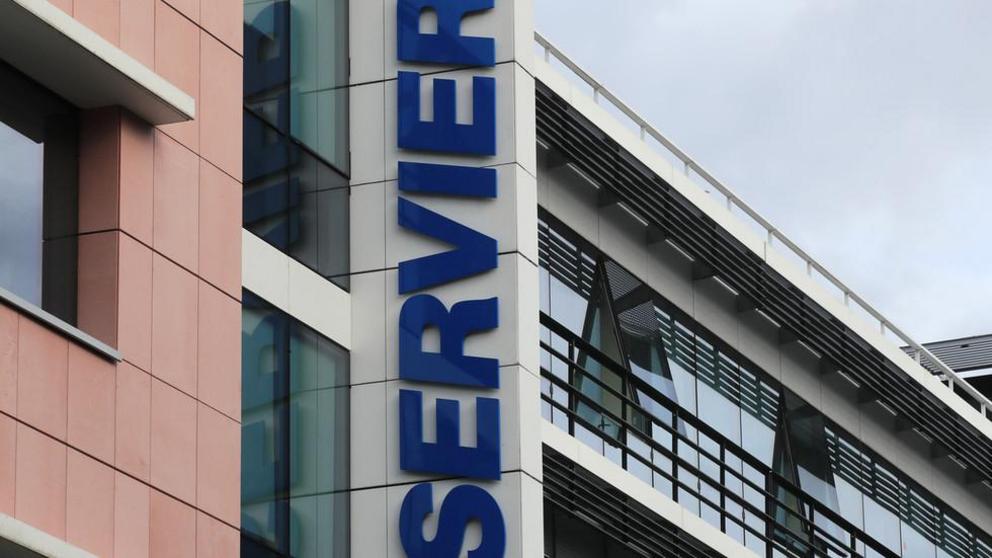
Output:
[
  {"xmin": 397, "ymin": 0, "xmax": 496, "ymax": 66},
  {"xmin": 399, "ymin": 294, "xmax": 499, "ymax": 388}
]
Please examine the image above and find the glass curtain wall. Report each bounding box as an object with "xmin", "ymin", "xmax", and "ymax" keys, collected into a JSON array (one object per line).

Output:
[
  {"xmin": 243, "ymin": 0, "xmax": 350, "ymax": 290},
  {"xmin": 242, "ymin": 291, "xmax": 350, "ymax": 557},
  {"xmin": 538, "ymin": 212, "xmax": 992, "ymax": 558}
]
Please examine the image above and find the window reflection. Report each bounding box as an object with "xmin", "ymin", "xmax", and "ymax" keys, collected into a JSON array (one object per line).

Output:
[
  {"xmin": 537, "ymin": 212, "xmax": 992, "ymax": 558},
  {"xmin": 0, "ymin": 121, "xmax": 43, "ymax": 305},
  {"xmin": 245, "ymin": 0, "xmax": 350, "ymax": 291},
  {"xmin": 243, "ymin": 112, "xmax": 350, "ymax": 290},
  {"xmin": 0, "ymin": 61, "xmax": 78, "ymax": 323},
  {"xmin": 244, "ymin": 0, "xmax": 348, "ymax": 173},
  {"xmin": 242, "ymin": 291, "xmax": 349, "ymax": 558}
]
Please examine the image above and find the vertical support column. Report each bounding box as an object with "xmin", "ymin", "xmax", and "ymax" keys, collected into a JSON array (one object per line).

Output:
[{"xmin": 348, "ymin": 0, "xmax": 540, "ymax": 557}]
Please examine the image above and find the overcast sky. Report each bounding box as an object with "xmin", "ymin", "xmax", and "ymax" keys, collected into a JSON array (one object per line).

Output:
[{"xmin": 535, "ymin": 0, "xmax": 992, "ymax": 343}]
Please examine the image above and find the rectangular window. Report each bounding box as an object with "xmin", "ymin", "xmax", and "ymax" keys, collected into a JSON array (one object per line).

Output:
[
  {"xmin": 244, "ymin": 0, "xmax": 351, "ymax": 290},
  {"xmin": 0, "ymin": 61, "xmax": 78, "ymax": 324},
  {"xmin": 241, "ymin": 290, "xmax": 349, "ymax": 557}
]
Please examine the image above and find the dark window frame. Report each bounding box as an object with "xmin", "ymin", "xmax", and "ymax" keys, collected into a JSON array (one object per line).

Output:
[{"xmin": 0, "ymin": 60, "xmax": 79, "ymax": 325}]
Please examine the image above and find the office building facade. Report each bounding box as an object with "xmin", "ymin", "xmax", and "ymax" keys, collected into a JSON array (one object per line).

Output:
[
  {"xmin": 0, "ymin": 0, "xmax": 243, "ymax": 556},
  {"xmin": 0, "ymin": 1, "xmax": 990, "ymax": 557}
]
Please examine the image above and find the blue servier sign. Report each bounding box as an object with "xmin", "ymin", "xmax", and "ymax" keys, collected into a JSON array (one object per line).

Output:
[{"xmin": 394, "ymin": 1, "xmax": 506, "ymax": 557}]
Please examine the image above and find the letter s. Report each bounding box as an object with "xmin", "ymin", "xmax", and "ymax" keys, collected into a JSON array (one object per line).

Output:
[{"xmin": 399, "ymin": 483, "xmax": 506, "ymax": 558}]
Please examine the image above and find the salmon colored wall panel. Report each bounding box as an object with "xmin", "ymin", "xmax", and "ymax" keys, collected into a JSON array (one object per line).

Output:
[
  {"xmin": 116, "ymin": 362, "xmax": 151, "ymax": 481},
  {"xmin": 50, "ymin": 0, "xmax": 72, "ymax": 15},
  {"xmin": 151, "ymin": 254, "xmax": 198, "ymax": 395},
  {"xmin": 67, "ymin": 449, "xmax": 116, "ymax": 558},
  {"xmin": 200, "ymin": 0, "xmax": 242, "ymax": 54},
  {"xmin": 199, "ymin": 31, "xmax": 242, "ymax": 180},
  {"xmin": 15, "ymin": 424, "xmax": 67, "ymax": 538},
  {"xmin": 116, "ymin": 472, "xmax": 151, "ymax": 558},
  {"xmin": 150, "ymin": 379, "xmax": 196, "ymax": 504},
  {"xmin": 120, "ymin": 112, "xmax": 156, "ymax": 245},
  {"xmin": 197, "ymin": 282, "xmax": 240, "ymax": 421},
  {"xmin": 74, "ymin": 0, "xmax": 121, "ymax": 45},
  {"xmin": 196, "ymin": 512, "xmax": 239, "ymax": 557},
  {"xmin": 78, "ymin": 108, "xmax": 122, "ymax": 234},
  {"xmin": 155, "ymin": 1, "xmax": 200, "ymax": 152},
  {"xmin": 0, "ymin": 414, "xmax": 14, "ymax": 516},
  {"xmin": 67, "ymin": 344, "xmax": 116, "ymax": 463},
  {"xmin": 150, "ymin": 489, "xmax": 196, "ymax": 558},
  {"xmin": 198, "ymin": 157, "xmax": 242, "ymax": 301},
  {"xmin": 118, "ymin": 234, "xmax": 154, "ymax": 371},
  {"xmin": 163, "ymin": 0, "xmax": 198, "ymax": 24},
  {"xmin": 17, "ymin": 319, "xmax": 69, "ymax": 440},
  {"xmin": 153, "ymin": 132, "xmax": 200, "ymax": 272},
  {"xmin": 196, "ymin": 403, "xmax": 239, "ymax": 526},
  {"xmin": 7, "ymin": 0, "xmax": 245, "ymax": 551},
  {"xmin": 0, "ymin": 305, "xmax": 17, "ymax": 416},
  {"xmin": 76, "ymin": 231, "xmax": 120, "ymax": 348},
  {"xmin": 120, "ymin": 0, "xmax": 155, "ymax": 67}
]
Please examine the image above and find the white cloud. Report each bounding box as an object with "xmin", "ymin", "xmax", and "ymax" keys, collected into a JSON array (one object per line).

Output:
[{"xmin": 536, "ymin": 0, "xmax": 992, "ymax": 341}]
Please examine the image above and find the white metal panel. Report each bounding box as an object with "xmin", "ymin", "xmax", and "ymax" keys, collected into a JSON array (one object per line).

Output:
[{"xmin": 242, "ymin": 229, "xmax": 352, "ymax": 349}]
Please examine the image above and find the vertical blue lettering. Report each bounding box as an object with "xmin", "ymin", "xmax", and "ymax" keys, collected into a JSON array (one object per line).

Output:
[
  {"xmin": 396, "ymin": 0, "xmax": 496, "ymax": 66},
  {"xmin": 399, "ymin": 390, "xmax": 501, "ymax": 479},
  {"xmin": 400, "ymin": 294, "xmax": 499, "ymax": 388},
  {"xmin": 399, "ymin": 483, "xmax": 506, "ymax": 558},
  {"xmin": 397, "ymin": 198, "xmax": 498, "ymax": 293},
  {"xmin": 399, "ymin": 161, "xmax": 497, "ymax": 198},
  {"xmin": 398, "ymin": 71, "xmax": 496, "ymax": 155}
]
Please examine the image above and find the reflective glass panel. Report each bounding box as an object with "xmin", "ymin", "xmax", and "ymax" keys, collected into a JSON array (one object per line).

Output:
[
  {"xmin": 245, "ymin": 0, "xmax": 348, "ymax": 172},
  {"xmin": 241, "ymin": 291, "xmax": 349, "ymax": 557},
  {"xmin": 536, "ymin": 212, "xmax": 992, "ymax": 558},
  {"xmin": 0, "ymin": 61, "xmax": 78, "ymax": 323},
  {"xmin": 245, "ymin": 0, "xmax": 350, "ymax": 290},
  {"xmin": 865, "ymin": 496, "xmax": 902, "ymax": 556},
  {"xmin": 0, "ymin": 121, "xmax": 43, "ymax": 305},
  {"xmin": 243, "ymin": 112, "xmax": 350, "ymax": 290}
]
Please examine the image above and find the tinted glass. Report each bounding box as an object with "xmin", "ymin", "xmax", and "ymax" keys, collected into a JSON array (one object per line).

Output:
[
  {"xmin": 244, "ymin": 0, "xmax": 350, "ymax": 291},
  {"xmin": 0, "ymin": 62, "xmax": 78, "ymax": 322},
  {"xmin": 244, "ymin": 0, "xmax": 348, "ymax": 172},
  {"xmin": 0, "ymin": 121, "xmax": 44, "ymax": 305},
  {"xmin": 242, "ymin": 291, "xmax": 349, "ymax": 557}
]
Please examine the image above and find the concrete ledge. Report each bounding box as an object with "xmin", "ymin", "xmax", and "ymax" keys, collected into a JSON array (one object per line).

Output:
[
  {"xmin": 0, "ymin": 0, "xmax": 195, "ymax": 125},
  {"xmin": 0, "ymin": 514, "xmax": 97, "ymax": 558},
  {"xmin": 242, "ymin": 229, "xmax": 353, "ymax": 349},
  {"xmin": 0, "ymin": 285, "xmax": 121, "ymax": 363}
]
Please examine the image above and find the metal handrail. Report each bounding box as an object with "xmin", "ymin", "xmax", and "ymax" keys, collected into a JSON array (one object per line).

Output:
[
  {"xmin": 539, "ymin": 316, "xmax": 900, "ymax": 558},
  {"xmin": 533, "ymin": 31, "xmax": 992, "ymax": 421}
]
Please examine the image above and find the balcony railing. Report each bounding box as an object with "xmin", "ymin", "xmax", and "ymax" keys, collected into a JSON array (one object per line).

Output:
[
  {"xmin": 540, "ymin": 314, "xmax": 900, "ymax": 558},
  {"xmin": 533, "ymin": 32, "xmax": 992, "ymax": 423}
]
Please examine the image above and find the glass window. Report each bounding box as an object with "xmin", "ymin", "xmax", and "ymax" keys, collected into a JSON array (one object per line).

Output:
[
  {"xmin": 537, "ymin": 212, "xmax": 992, "ymax": 558},
  {"xmin": 0, "ymin": 61, "xmax": 78, "ymax": 323},
  {"xmin": 0, "ymin": 120, "xmax": 43, "ymax": 304},
  {"xmin": 289, "ymin": 0, "xmax": 348, "ymax": 171},
  {"xmin": 864, "ymin": 496, "xmax": 902, "ymax": 557},
  {"xmin": 241, "ymin": 291, "xmax": 349, "ymax": 558},
  {"xmin": 243, "ymin": 112, "xmax": 350, "ymax": 290},
  {"xmin": 244, "ymin": 0, "xmax": 348, "ymax": 173},
  {"xmin": 902, "ymin": 520, "xmax": 936, "ymax": 558},
  {"xmin": 783, "ymin": 393, "xmax": 838, "ymax": 512},
  {"xmin": 245, "ymin": 0, "xmax": 350, "ymax": 290}
]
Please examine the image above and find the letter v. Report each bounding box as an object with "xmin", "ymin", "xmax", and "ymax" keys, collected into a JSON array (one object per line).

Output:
[{"xmin": 397, "ymin": 197, "xmax": 498, "ymax": 293}]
